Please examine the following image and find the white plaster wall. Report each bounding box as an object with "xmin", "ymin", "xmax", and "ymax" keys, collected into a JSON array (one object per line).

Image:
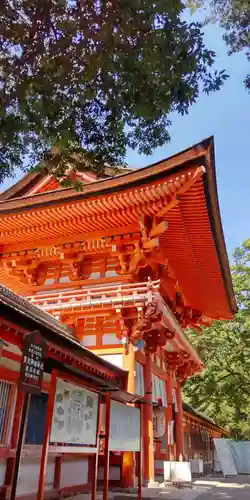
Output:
[
  {"xmin": 102, "ymin": 335, "xmax": 122, "ymax": 346},
  {"xmin": 60, "ymin": 457, "xmax": 88, "ymax": 487},
  {"xmin": 82, "ymin": 335, "xmax": 97, "ymax": 347},
  {"xmin": 100, "ymin": 354, "xmax": 123, "ymax": 368},
  {"xmin": 0, "ymin": 460, "xmax": 7, "ymax": 486},
  {"xmin": 16, "ymin": 457, "xmax": 54, "ymax": 495},
  {"xmin": 98, "ymin": 466, "xmax": 121, "ymax": 480}
]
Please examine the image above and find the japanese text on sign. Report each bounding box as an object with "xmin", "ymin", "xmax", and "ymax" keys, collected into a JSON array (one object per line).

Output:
[
  {"xmin": 50, "ymin": 379, "xmax": 99, "ymax": 446},
  {"xmin": 19, "ymin": 331, "xmax": 45, "ymax": 395}
]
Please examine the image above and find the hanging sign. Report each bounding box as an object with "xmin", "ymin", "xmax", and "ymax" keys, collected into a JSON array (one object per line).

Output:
[
  {"xmin": 168, "ymin": 420, "xmax": 174, "ymax": 445},
  {"xmin": 153, "ymin": 407, "xmax": 166, "ymax": 438},
  {"xmin": 50, "ymin": 379, "xmax": 98, "ymax": 446},
  {"xmin": 19, "ymin": 330, "xmax": 46, "ymax": 395}
]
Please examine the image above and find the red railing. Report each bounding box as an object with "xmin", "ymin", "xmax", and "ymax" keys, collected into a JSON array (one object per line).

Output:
[{"xmin": 27, "ymin": 280, "xmax": 161, "ymax": 313}]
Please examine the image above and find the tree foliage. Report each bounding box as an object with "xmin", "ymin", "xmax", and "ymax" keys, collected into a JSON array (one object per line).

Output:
[
  {"xmin": 183, "ymin": 240, "xmax": 250, "ymax": 440},
  {"xmin": 187, "ymin": 0, "xmax": 250, "ymax": 91},
  {"xmin": 0, "ymin": 0, "xmax": 228, "ymax": 184}
]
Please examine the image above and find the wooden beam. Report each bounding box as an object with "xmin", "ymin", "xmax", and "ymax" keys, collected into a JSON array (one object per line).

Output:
[
  {"xmin": 156, "ymin": 196, "xmax": 180, "ymax": 218},
  {"xmin": 156, "ymin": 166, "xmax": 205, "ymax": 218},
  {"xmin": 37, "ymin": 369, "xmax": 57, "ymax": 500},
  {"xmin": 2, "ymin": 225, "xmax": 139, "ymax": 254},
  {"xmin": 149, "ymin": 220, "xmax": 168, "ymax": 238}
]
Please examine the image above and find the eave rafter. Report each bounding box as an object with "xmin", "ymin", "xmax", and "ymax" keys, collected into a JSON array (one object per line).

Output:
[
  {"xmin": 0, "ymin": 166, "xmax": 205, "ymax": 246},
  {"xmin": 0, "ymin": 168, "xmax": 206, "ymax": 287}
]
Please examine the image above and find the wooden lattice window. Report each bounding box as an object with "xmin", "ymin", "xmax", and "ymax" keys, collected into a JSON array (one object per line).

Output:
[{"xmin": 0, "ymin": 380, "xmax": 15, "ymax": 444}]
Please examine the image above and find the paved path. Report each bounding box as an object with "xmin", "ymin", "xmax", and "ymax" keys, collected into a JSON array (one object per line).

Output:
[
  {"xmin": 191, "ymin": 476, "xmax": 250, "ymax": 499},
  {"xmin": 68, "ymin": 475, "xmax": 250, "ymax": 500}
]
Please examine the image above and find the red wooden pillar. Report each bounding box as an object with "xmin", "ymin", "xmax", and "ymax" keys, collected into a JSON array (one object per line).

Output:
[
  {"xmin": 175, "ymin": 379, "xmax": 184, "ymax": 461},
  {"xmin": 91, "ymin": 392, "xmax": 102, "ymax": 500},
  {"xmin": 165, "ymin": 371, "xmax": 174, "ymax": 460},
  {"xmin": 138, "ymin": 404, "xmax": 143, "ymax": 500},
  {"xmin": 53, "ymin": 457, "xmax": 62, "ymax": 489},
  {"xmin": 121, "ymin": 343, "xmax": 135, "ymax": 487},
  {"xmin": 37, "ymin": 369, "xmax": 57, "ymax": 500},
  {"xmin": 142, "ymin": 354, "xmax": 154, "ymax": 484},
  {"xmin": 4, "ymin": 391, "xmax": 24, "ymax": 489},
  {"xmin": 103, "ymin": 392, "xmax": 111, "ymax": 500}
]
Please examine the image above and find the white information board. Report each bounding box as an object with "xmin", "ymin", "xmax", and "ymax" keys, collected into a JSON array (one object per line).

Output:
[
  {"xmin": 50, "ymin": 379, "xmax": 98, "ymax": 446},
  {"xmin": 109, "ymin": 401, "xmax": 140, "ymax": 452},
  {"xmin": 213, "ymin": 439, "xmax": 238, "ymax": 476},
  {"xmin": 164, "ymin": 461, "xmax": 192, "ymax": 484}
]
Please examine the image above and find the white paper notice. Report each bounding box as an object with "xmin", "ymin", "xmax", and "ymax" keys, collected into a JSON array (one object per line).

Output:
[
  {"xmin": 50, "ymin": 379, "xmax": 98, "ymax": 446},
  {"xmin": 109, "ymin": 400, "xmax": 140, "ymax": 452}
]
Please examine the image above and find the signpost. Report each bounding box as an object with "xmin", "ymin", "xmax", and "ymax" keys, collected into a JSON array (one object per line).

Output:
[
  {"xmin": 19, "ymin": 330, "xmax": 46, "ymax": 395},
  {"xmin": 10, "ymin": 331, "xmax": 45, "ymax": 500}
]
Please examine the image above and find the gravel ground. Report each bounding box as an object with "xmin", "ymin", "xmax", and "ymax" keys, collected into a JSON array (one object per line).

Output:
[{"xmin": 62, "ymin": 475, "xmax": 250, "ymax": 500}]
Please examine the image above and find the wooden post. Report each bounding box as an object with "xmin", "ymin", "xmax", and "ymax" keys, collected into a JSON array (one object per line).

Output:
[
  {"xmin": 103, "ymin": 392, "xmax": 111, "ymax": 500},
  {"xmin": 166, "ymin": 371, "xmax": 174, "ymax": 460},
  {"xmin": 92, "ymin": 394, "xmax": 101, "ymax": 500},
  {"xmin": 91, "ymin": 451, "xmax": 99, "ymax": 500},
  {"xmin": 138, "ymin": 404, "xmax": 143, "ymax": 500},
  {"xmin": 53, "ymin": 456, "xmax": 62, "ymax": 489},
  {"xmin": 142, "ymin": 353, "xmax": 154, "ymax": 484},
  {"xmin": 9, "ymin": 392, "xmax": 30, "ymax": 500},
  {"xmin": 4, "ymin": 391, "xmax": 24, "ymax": 489},
  {"xmin": 175, "ymin": 379, "xmax": 184, "ymax": 460},
  {"xmin": 122, "ymin": 343, "xmax": 135, "ymax": 487},
  {"xmin": 37, "ymin": 369, "xmax": 57, "ymax": 500},
  {"xmin": 186, "ymin": 420, "xmax": 191, "ymax": 461}
]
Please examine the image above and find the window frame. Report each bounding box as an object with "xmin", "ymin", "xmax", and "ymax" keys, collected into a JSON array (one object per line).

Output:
[{"xmin": 0, "ymin": 379, "xmax": 16, "ymax": 446}]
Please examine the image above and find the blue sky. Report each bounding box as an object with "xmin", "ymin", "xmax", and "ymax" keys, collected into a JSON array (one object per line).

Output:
[
  {"xmin": 127, "ymin": 24, "xmax": 250, "ymax": 261},
  {"xmin": 1, "ymin": 24, "xmax": 249, "ymax": 261}
]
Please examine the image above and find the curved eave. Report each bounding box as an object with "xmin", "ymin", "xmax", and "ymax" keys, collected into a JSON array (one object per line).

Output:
[
  {"xmin": 0, "ymin": 137, "xmax": 236, "ymax": 317},
  {"xmin": 0, "ymin": 139, "xmax": 209, "ymax": 211},
  {"xmin": 202, "ymin": 140, "xmax": 237, "ymax": 315}
]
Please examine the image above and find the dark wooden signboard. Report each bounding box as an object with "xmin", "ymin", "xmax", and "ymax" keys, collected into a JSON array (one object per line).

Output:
[
  {"xmin": 11, "ymin": 331, "xmax": 46, "ymax": 500},
  {"xmin": 19, "ymin": 330, "xmax": 46, "ymax": 395}
]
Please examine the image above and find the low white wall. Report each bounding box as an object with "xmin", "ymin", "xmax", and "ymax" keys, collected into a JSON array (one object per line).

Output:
[
  {"xmin": 60, "ymin": 457, "xmax": 89, "ymax": 488},
  {"xmin": 15, "ymin": 455, "xmax": 89, "ymax": 494},
  {"xmin": 98, "ymin": 465, "xmax": 120, "ymax": 481},
  {"xmin": 16, "ymin": 457, "xmax": 54, "ymax": 495}
]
